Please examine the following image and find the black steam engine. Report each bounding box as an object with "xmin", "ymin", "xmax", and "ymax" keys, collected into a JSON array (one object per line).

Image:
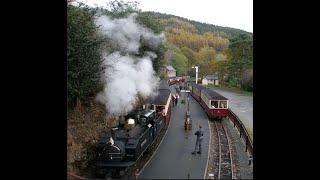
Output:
[
  {"xmin": 96, "ymin": 109, "xmax": 165, "ymax": 177},
  {"xmin": 95, "ymin": 79, "xmax": 172, "ymax": 178}
]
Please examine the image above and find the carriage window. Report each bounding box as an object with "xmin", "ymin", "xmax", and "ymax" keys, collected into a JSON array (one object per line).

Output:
[
  {"xmin": 219, "ymin": 101, "xmax": 227, "ymax": 108},
  {"xmin": 211, "ymin": 101, "xmax": 218, "ymax": 108}
]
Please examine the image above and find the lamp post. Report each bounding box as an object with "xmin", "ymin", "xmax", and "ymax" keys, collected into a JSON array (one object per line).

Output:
[{"xmin": 192, "ymin": 66, "xmax": 199, "ymax": 84}]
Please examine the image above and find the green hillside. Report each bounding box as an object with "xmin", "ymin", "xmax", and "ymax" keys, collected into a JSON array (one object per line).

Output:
[
  {"xmin": 138, "ymin": 11, "xmax": 252, "ymax": 92},
  {"xmin": 140, "ymin": 11, "xmax": 252, "ymax": 39}
]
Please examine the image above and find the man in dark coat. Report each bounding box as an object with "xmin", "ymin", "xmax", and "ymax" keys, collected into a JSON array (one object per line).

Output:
[
  {"xmin": 175, "ymin": 94, "xmax": 179, "ymax": 105},
  {"xmin": 192, "ymin": 125, "xmax": 204, "ymax": 154},
  {"xmin": 172, "ymin": 94, "xmax": 176, "ymax": 107}
]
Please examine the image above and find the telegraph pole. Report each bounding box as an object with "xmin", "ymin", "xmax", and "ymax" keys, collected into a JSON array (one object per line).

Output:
[{"xmin": 192, "ymin": 66, "xmax": 199, "ymax": 84}]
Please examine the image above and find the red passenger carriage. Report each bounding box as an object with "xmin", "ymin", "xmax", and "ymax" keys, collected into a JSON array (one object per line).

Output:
[
  {"xmin": 200, "ymin": 88, "xmax": 228, "ymax": 120},
  {"xmin": 187, "ymin": 82, "xmax": 229, "ymax": 120}
]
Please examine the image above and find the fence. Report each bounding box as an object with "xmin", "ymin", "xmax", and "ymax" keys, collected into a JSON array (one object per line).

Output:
[{"xmin": 228, "ymin": 109, "xmax": 253, "ymax": 156}]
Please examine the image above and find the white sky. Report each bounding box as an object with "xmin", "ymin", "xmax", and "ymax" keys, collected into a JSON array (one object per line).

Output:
[{"xmin": 79, "ymin": 0, "xmax": 253, "ymax": 32}]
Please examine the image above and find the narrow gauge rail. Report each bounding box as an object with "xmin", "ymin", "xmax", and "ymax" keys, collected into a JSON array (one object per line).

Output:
[{"xmin": 214, "ymin": 121, "xmax": 235, "ymax": 179}]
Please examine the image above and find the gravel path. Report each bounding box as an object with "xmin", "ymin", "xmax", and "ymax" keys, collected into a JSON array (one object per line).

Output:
[
  {"xmin": 206, "ymin": 118, "xmax": 253, "ymax": 179},
  {"xmin": 222, "ymin": 118, "xmax": 253, "ymax": 179}
]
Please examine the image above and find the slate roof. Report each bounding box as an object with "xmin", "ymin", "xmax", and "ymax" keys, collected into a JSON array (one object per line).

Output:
[
  {"xmin": 146, "ymin": 79, "xmax": 171, "ymax": 105},
  {"xmin": 166, "ymin": 65, "xmax": 176, "ymax": 71},
  {"xmin": 204, "ymin": 75, "xmax": 218, "ymax": 80}
]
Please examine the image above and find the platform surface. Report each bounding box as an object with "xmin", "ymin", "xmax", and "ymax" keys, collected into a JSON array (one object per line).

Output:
[{"xmin": 139, "ymin": 85, "xmax": 210, "ymax": 179}]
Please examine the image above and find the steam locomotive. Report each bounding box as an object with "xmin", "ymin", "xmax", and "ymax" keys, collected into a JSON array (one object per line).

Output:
[{"xmin": 96, "ymin": 80, "xmax": 172, "ymax": 178}]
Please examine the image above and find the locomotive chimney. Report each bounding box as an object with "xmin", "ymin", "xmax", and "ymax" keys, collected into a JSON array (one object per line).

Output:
[
  {"xmin": 119, "ymin": 115, "xmax": 125, "ymax": 127},
  {"xmin": 111, "ymin": 128, "xmax": 116, "ymax": 138}
]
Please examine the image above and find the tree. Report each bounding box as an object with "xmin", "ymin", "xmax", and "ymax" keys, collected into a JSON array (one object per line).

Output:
[
  {"xmin": 137, "ymin": 13, "xmax": 163, "ymax": 34},
  {"xmin": 136, "ymin": 13, "xmax": 166, "ymax": 73},
  {"xmin": 172, "ymin": 51, "xmax": 188, "ymax": 76},
  {"xmin": 196, "ymin": 47, "xmax": 216, "ymax": 76},
  {"xmin": 227, "ymin": 34, "xmax": 253, "ymax": 89},
  {"xmin": 105, "ymin": 0, "xmax": 140, "ymax": 18},
  {"xmin": 154, "ymin": 44, "xmax": 167, "ymax": 73},
  {"xmin": 67, "ymin": 4, "xmax": 103, "ymax": 108},
  {"xmin": 181, "ymin": 46, "xmax": 197, "ymax": 72},
  {"xmin": 197, "ymin": 46, "xmax": 216, "ymax": 62}
]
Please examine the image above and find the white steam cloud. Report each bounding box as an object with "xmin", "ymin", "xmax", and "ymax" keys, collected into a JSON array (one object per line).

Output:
[
  {"xmin": 95, "ymin": 13, "xmax": 165, "ymax": 54},
  {"xmin": 95, "ymin": 13, "xmax": 164, "ymax": 116}
]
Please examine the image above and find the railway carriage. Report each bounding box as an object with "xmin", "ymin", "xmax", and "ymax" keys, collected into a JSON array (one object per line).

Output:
[
  {"xmin": 148, "ymin": 80, "xmax": 172, "ymax": 125},
  {"xmin": 188, "ymin": 82, "xmax": 229, "ymax": 120},
  {"xmin": 189, "ymin": 82, "xmax": 206, "ymax": 102},
  {"xmin": 200, "ymin": 88, "xmax": 228, "ymax": 120}
]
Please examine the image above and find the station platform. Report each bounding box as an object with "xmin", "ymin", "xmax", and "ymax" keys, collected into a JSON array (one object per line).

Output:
[{"xmin": 138, "ymin": 85, "xmax": 210, "ymax": 179}]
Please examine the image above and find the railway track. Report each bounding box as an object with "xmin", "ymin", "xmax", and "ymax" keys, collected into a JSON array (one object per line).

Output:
[{"xmin": 214, "ymin": 121, "xmax": 235, "ymax": 179}]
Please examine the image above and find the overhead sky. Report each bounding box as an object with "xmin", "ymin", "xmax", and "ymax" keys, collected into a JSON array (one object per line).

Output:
[{"xmin": 78, "ymin": 0, "xmax": 253, "ymax": 33}]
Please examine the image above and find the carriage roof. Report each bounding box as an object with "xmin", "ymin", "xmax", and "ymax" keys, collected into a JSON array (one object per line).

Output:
[
  {"xmin": 190, "ymin": 82, "xmax": 206, "ymax": 90},
  {"xmin": 201, "ymin": 88, "xmax": 228, "ymax": 100},
  {"xmin": 146, "ymin": 79, "xmax": 171, "ymax": 105}
]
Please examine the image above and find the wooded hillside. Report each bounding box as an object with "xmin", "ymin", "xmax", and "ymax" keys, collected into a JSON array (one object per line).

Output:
[{"xmin": 140, "ymin": 11, "xmax": 253, "ymax": 91}]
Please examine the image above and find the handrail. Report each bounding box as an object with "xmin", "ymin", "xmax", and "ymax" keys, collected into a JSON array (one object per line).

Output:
[{"xmin": 228, "ymin": 109, "xmax": 253, "ymax": 156}]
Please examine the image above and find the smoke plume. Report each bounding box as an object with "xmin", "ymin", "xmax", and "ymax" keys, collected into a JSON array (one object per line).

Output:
[{"xmin": 94, "ymin": 13, "xmax": 164, "ymax": 116}]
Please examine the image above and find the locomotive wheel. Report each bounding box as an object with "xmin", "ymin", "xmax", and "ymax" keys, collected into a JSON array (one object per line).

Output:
[
  {"xmin": 112, "ymin": 169, "xmax": 121, "ymax": 179},
  {"xmin": 103, "ymin": 169, "xmax": 112, "ymax": 179},
  {"xmin": 119, "ymin": 169, "xmax": 126, "ymax": 177}
]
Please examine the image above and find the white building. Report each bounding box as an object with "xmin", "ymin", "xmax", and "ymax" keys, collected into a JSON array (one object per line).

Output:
[
  {"xmin": 166, "ymin": 65, "xmax": 176, "ymax": 77},
  {"xmin": 202, "ymin": 74, "xmax": 219, "ymax": 86}
]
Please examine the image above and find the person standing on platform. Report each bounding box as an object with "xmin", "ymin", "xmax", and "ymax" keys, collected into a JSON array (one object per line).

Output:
[
  {"xmin": 134, "ymin": 169, "xmax": 139, "ymax": 179},
  {"xmin": 248, "ymin": 155, "xmax": 253, "ymax": 165},
  {"xmin": 172, "ymin": 94, "xmax": 176, "ymax": 107},
  {"xmin": 175, "ymin": 93, "xmax": 179, "ymax": 106},
  {"xmin": 192, "ymin": 125, "xmax": 204, "ymax": 155}
]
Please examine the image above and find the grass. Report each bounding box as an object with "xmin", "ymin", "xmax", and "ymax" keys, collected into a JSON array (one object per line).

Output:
[{"xmin": 204, "ymin": 84, "xmax": 253, "ymax": 96}]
